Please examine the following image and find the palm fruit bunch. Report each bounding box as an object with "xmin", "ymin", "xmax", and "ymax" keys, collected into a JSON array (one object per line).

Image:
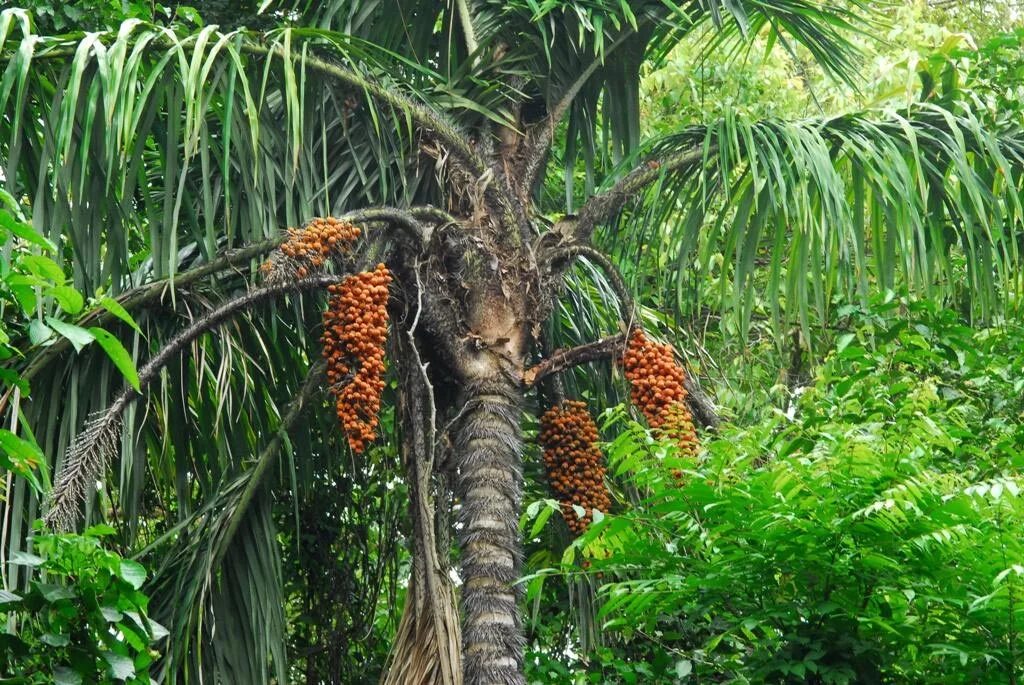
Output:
[
  {"xmin": 621, "ymin": 328, "xmax": 700, "ymax": 463},
  {"xmin": 262, "ymin": 217, "xmax": 361, "ymax": 280},
  {"xmin": 320, "ymin": 263, "xmax": 391, "ymax": 453},
  {"xmin": 539, "ymin": 400, "xmax": 611, "ymax": 535},
  {"xmin": 659, "ymin": 402, "xmax": 699, "ymax": 462}
]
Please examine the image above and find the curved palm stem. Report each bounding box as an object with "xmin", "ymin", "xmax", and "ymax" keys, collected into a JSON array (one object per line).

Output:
[
  {"xmin": 519, "ymin": 28, "xmax": 641, "ymax": 194},
  {"xmin": 411, "ymin": 206, "xmax": 461, "ymax": 229},
  {"xmin": 545, "ymin": 244, "xmax": 634, "ymax": 321},
  {"xmin": 44, "ymin": 273, "xmax": 344, "ymax": 530},
  {"xmin": 575, "ymin": 146, "xmax": 709, "ymax": 239},
  {"xmin": 240, "ymin": 42, "xmax": 521, "ymax": 227},
  {"xmin": 243, "ymin": 42, "xmax": 486, "ymax": 174},
  {"xmin": 5, "ymin": 237, "xmax": 278, "ymax": 410},
  {"xmin": 523, "ymin": 333, "xmax": 626, "ymax": 387},
  {"xmin": 3, "ymin": 207, "xmax": 430, "ymax": 414},
  {"xmin": 523, "ymin": 333, "xmax": 719, "ymax": 427}
]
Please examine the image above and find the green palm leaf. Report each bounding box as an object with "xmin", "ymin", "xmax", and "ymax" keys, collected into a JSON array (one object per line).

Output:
[{"xmin": 584, "ymin": 102, "xmax": 1024, "ymax": 342}]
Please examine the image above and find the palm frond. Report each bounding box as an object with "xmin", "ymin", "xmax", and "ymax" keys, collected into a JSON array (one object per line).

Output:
[
  {"xmin": 590, "ymin": 101, "xmax": 1024, "ymax": 341},
  {"xmin": 491, "ymin": 0, "xmax": 873, "ymax": 205}
]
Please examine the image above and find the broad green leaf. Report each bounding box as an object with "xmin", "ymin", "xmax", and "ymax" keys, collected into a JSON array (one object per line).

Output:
[
  {"xmin": 89, "ymin": 328, "xmax": 141, "ymax": 392},
  {"xmin": 529, "ymin": 503, "xmax": 556, "ymax": 539},
  {"xmin": 54, "ymin": 667, "xmax": 83, "ymax": 685},
  {"xmin": 124, "ymin": 610, "xmax": 169, "ymax": 641},
  {"xmin": 46, "ymin": 318, "xmax": 95, "ymax": 353},
  {"xmin": 28, "ymin": 320, "xmax": 52, "ymax": 345},
  {"xmin": 0, "ymin": 211, "xmax": 56, "ymax": 252},
  {"xmin": 0, "ymin": 429, "xmax": 45, "ymax": 491},
  {"xmin": 103, "ymin": 652, "xmax": 136, "ymax": 680},
  {"xmin": 0, "ymin": 429, "xmax": 43, "ymax": 465},
  {"xmin": 48, "ymin": 285, "xmax": 85, "ymax": 315},
  {"xmin": 101, "ymin": 606, "xmax": 124, "ymax": 622},
  {"xmin": 85, "ymin": 523, "xmax": 117, "ymax": 537},
  {"xmin": 41, "ymin": 632, "xmax": 70, "ymax": 647},
  {"xmin": 676, "ymin": 660, "xmax": 693, "ymax": 677},
  {"xmin": 119, "ymin": 559, "xmax": 147, "ymax": 589},
  {"xmin": 9, "ymin": 551, "xmax": 43, "ymax": 567},
  {"xmin": 37, "ymin": 583, "xmax": 76, "ymax": 602},
  {"xmin": 20, "ymin": 255, "xmax": 65, "ymax": 284},
  {"xmin": 98, "ymin": 296, "xmax": 142, "ymax": 333}
]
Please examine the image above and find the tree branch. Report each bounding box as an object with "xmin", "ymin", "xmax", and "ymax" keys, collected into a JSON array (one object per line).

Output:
[
  {"xmin": 523, "ymin": 334, "xmax": 626, "ymax": 387},
  {"xmin": 518, "ymin": 61, "xmax": 603, "ymax": 194},
  {"xmin": 409, "ymin": 205, "xmax": 461, "ymax": 231},
  {"xmin": 10, "ymin": 238, "xmax": 278, "ymax": 399},
  {"xmin": 523, "ymin": 332, "xmax": 719, "ymax": 428},
  {"xmin": 134, "ymin": 275, "xmax": 343, "ymax": 398},
  {"xmin": 3, "ymin": 206, "xmax": 430, "ymax": 414},
  {"xmin": 43, "ymin": 273, "xmax": 345, "ymax": 530},
  {"xmin": 574, "ymin": 146, "xmax": 709, "ymax": 240}
]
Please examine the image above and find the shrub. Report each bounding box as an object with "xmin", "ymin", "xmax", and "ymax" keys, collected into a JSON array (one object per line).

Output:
[{"xmin": 0, "ymin": 525, "xmax": 165, "ymax": 684}]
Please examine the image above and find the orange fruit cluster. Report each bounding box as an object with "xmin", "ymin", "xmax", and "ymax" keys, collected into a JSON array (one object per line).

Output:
[
  {"xmin": 539, "ymin": 401, "xmax": 611, "ymax": 535},
  {"xmin": 622, "ymin": 329, "xmax": 687, "ymax": 428},
  {"xmin": 264, "ymin": 217, "xmax": 361, "ymax": 279},
  {"xmin": 622, "ymin": 329, "xmax": 700, "ymax": 467},
  {"xmin": 320, "ymin": 264, "xmax": 391, "ymax": 453}
]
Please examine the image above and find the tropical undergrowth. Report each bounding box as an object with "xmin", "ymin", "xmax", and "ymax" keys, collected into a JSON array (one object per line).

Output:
[{"xmin": 525, "ymin": 295, "xmax": 1024, "ymax": 683}]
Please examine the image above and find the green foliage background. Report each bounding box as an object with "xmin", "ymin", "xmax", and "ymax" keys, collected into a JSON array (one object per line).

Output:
[{"xmin": 524, "ymin": 297, "xmax": 1024, "ymax": 682}]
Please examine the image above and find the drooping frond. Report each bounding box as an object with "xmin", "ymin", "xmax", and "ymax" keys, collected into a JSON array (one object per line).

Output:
[
  {"xmin": 586, "ymin": 101, "xmax": 1024, "ymax": 338},
  {"xmin": 42, "ymin": 274, "xmax": 348, "ymax": 530},
  {"xmin": 140, "ymin": 361, "xmax": 326, "ymax": 684},
  {"xmin": 0, "ymin": 10, "xmax": 480, "ymax": 292},
  {"xmin": 472, "ymin": 0, "xmax": 871, "ymax": 202},
  {"xmin": 42, "ymin": 395, "xmax": 132, "ymax": 533}
]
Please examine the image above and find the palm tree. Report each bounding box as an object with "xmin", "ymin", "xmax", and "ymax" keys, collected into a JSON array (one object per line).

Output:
[{"xmin": 1, "ymin": 1, "xmax": 1022, "ymax": 683}]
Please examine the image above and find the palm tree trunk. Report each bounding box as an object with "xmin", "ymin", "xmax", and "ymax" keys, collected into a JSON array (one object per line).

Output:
[{"xmin": 453, "ymin": 372, "xmax": 526, "ymax": 685}]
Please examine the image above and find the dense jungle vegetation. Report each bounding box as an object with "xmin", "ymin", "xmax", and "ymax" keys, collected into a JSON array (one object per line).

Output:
[{"xmin": 1, "ymin": 1, "xmax": 1023, "ymax": 683}]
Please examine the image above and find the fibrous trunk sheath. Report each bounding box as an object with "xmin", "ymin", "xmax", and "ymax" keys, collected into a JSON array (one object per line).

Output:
[
  {"xmin": 454, "ymin": 375, "xmax": 526, "ymax": 685},
  {"xmin": 382, "ymin": 338, "xmax": 461, "ymax": 685}
]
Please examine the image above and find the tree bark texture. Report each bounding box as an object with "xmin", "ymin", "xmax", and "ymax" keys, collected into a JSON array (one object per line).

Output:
[{"xmin": 453, "ymin": 372, "xmax": 526, "ymax": 685}]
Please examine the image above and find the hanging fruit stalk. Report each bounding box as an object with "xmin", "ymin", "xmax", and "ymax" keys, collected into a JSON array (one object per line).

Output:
[
  {"xmin": 621, "ymin": 329, "xmax": 700, "ymax": 465},
  {"xmin": 538, "ymin": 401, "xmax": 611, "ymax": 535},
  {"xmin": 320, "ymin": 264, "xmax": 392, "ymax": 453}
]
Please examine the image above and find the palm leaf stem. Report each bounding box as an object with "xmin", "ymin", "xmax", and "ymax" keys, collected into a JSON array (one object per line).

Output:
[
  {"xmin": 44, "ymin": 273, "xmax": 344, "ymax": 530},
  {"xmin": 545, "ymin": 244, "xmax": 634, "ymax": 320},
  {"xmin": 2, "ymin": 207, "xmax": 430, "ymax": 414}
]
